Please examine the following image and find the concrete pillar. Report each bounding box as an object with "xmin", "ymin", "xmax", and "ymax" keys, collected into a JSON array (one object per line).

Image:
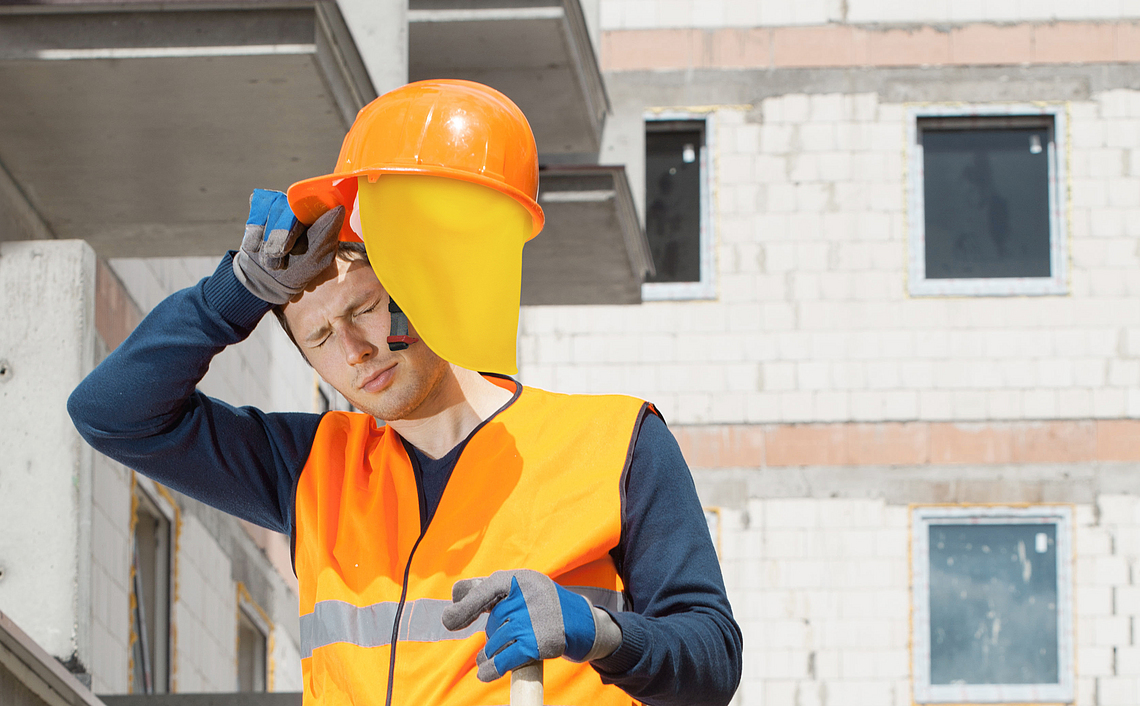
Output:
[
  {"xmin": 577, "ymin": 0, "xmax": 601, "ymax": 55},
  {"xmin": 0, "ymin": 240, "xmax": 96, "ymax": 672},
  {"xmin": 335, "ymin": 0, "xmax": 408, "ymax": 96}
]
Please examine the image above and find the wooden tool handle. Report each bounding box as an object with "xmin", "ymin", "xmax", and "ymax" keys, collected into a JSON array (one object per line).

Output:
[{"xmin": 510, "ymin": 661, "xmax": 544, "ymax": 706}]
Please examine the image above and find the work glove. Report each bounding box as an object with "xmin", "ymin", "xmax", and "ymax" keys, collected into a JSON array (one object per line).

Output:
[
  {"xmin": 441, "ymin": 569, "xmax": 624, "ymax": 682},
  {"xmin": 232, "ymin": 189, "xmax": 345, "ymax": 305}
]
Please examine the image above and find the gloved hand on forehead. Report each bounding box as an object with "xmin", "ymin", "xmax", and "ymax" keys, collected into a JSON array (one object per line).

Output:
[
  {"xmin": 441, "ymin": 569, "xmax": 624, "ymax": 683},
  {"xmin": 233, "ymin": 189, "xmax": 345, "ymax": 305}
]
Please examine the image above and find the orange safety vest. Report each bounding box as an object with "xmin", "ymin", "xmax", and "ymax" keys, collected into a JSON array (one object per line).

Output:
[{"xmin": 294, "ymin": 376, "xmax": 653, "ymax": 705}]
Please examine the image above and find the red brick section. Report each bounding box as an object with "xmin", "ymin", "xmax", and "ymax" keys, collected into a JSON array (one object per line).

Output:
[
  {"xmin": 94, "ymin": 258, "xmax": 142, "ymax": 352},
  {"xmin": 674, "ymin": 420, "xmax": 1140, "ymax": 468},
  {"xmin": 602, "ymin": 21, "xmax": 1140, "ymax": 72}
]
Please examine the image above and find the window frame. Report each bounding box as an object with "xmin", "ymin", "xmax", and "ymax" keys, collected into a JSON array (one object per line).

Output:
[
  {"xmin": 236, "ymin": 583, "xmax": 272, "ymax": 692},
  {"xmin": 910, "ymin": 504, "xmax": 1075, "ymax": 704},
  {"xmin": 641, "ymin": 112, "xmax": 717, "ymax": 301},
  {"xmin": 130, "ymin": 480, "xmax": 174, "ymax": 694},
  {"xmin": 906, "ymin": 104, "xmax": 1069, "ymax": 297}
]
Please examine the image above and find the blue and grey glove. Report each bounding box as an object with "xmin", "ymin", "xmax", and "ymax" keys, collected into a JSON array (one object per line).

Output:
[
  {"xmin": 232, "ymin": 189, "xmax": 344, "ymax": 305},
  {"xmin": 441, "ymin": 569, "xmax": 624, "ymax": 682}
]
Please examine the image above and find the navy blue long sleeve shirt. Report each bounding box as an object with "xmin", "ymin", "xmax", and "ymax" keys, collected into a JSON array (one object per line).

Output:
[{"xmin": 67, "ymin": 254, "xmax": 742, "ymax": 705}]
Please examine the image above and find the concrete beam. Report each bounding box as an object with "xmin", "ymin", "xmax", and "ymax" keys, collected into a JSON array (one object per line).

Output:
[
  {"xmin": 335, "ymin": 0, "xmax": 407, "ymax": 96},
  {"xmin": 0, "ymin": 158, "xmax": 54, "ymax": 243},
  {"xmin": 601, "ymin": 62, "xmax": 1137, "ymax": 108}
]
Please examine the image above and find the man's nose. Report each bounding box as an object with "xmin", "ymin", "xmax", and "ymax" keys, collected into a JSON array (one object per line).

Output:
[{"xmin": 342, "ymin": 328, "xmax": 375, "ymax": 365}]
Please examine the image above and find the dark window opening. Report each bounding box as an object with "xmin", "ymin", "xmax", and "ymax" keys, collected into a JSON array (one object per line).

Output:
[
  {"xmin": 920, "ymin": 116, "xmax": 1053, "ymax": 280},
  {"xmin": 646, "ymin": 121, "xmax": 704, "ymax": 283}
]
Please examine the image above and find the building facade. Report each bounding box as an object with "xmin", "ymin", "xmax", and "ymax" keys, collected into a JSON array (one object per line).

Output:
[
  {"xmin": 514, "ymin": 2, "xmax": 1140, "ymax": 704},
  {"xmin": 4, "ymin": 1, "xmax": 1140, "ymax": 705}
]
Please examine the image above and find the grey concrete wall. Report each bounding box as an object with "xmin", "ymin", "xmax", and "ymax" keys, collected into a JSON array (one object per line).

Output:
[{"xmin": 0, "ymin": 240, "xmax": 97, "ymax": 670}]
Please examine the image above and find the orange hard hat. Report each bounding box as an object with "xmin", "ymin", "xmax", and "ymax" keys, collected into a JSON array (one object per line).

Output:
[{"xmin": 287, "ymin": 79, "xmax": 544, "ymax": 241}]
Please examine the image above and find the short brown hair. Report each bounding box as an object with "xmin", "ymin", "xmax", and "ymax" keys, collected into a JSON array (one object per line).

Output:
[{"xmin": 272, "ymin": 241, "xmax": 370, "ymax": 364}]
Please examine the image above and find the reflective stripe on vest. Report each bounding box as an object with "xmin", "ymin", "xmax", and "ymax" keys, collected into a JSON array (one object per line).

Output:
[{"xmin": 300, "ymin": 586, "xmax": 625, "ymax": 659}]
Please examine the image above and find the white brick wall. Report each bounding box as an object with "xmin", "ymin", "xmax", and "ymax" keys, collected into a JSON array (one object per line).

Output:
[
  {"xmin": 599, "ymin": 0, "xmax": 1140, "ymax": 29},
  {"xmin": 520, "ymin": 90, "xmax": 1140, "ymax": 425},
  {"xmin": 89, "ymin": 452, "xmax": 132, "ymax": 694},
  {"xmin": 715, "ymin": 495, "xmax": 1140, "ymax": 705},
  {"xmin": 174, "ymin": 514, "xmax": 236, "ymax": 692},
  {"xmin": 720, "ymin": 498, "xmax": 911, "ymax": 706},
  {"xmin": 270, "ymin": 624, "xmax": 303, "ymax": 692}
]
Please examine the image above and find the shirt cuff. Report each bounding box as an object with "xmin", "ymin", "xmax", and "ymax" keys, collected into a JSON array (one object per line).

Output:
[
  {"xmin": 590, "ymin": 609, "xmax": 646, "ymax": 676},
  {"xmin": 202, "ymin": 251, "xmax": 274, "ymax": 331}
]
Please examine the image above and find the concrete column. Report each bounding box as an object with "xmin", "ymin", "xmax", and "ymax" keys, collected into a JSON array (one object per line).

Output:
[
  {"xmin": 0, "ymin": 240, "xmax": 96, "ymax": 671},
  {"xmin": 577, "ymin": 0, "xmax": 601, "ymax": 55},
  {"xmin": 335, "ymin": 0, "xmax": 408, "ymax": 96}
]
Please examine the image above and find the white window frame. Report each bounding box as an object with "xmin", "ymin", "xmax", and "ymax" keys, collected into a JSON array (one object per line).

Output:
[
  {"xmin": 911, "ymin": 505, "xmax": 1074, "ymax": 704},
  {"xmin": 641, "ymin": 112, "xmax": 717, "ymax": 301},
  {"xmin": 906, "ymin": 104, "xmax": 1069, "ymax": 297}
]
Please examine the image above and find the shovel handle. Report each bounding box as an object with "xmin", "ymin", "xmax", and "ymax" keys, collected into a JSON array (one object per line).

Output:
[{"xmin": 510, "ymin": 661, "xmax": 544, "ymax": 706}]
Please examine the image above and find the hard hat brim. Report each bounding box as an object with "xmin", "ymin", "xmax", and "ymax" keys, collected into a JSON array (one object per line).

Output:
[{"xmin": 288, "ymin": 166, "xmax": 545, "ymax": 241}]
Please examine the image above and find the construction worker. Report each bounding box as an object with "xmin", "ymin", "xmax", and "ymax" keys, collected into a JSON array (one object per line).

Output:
[{"xmin": 68, "ymin": 80, "xmax": 741, "ymax": 705}]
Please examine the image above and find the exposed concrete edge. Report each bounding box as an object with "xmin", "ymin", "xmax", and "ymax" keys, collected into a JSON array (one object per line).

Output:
[
  {"xmin": 314, "ymin": 1, "xmax": 377, "ymax": 126},
  {"xmin": 562, "ymin": 0, "xmax": 610, "ymax": 143},
  {"xmin": 599, "ymin": 62, "xmax": 1140, "ymax": 106},
  {"xmin": 0, "ymin": 156, "xmax": 55, "ymax": 241},
  {"xmin": 0, "ymin": 611, "xmax": 104, "ymax": 706},
  {"xmin": 673, "ymin": 419, "xmax": 1140, "ymax": 469},
  {"xmin": 541, "ymin": 163, "xmax": 652, "ymax": 281},
  {"xmin": 333, "ymin": 0, "xmax": 407, "ymax": 97},
  {"xmin": 692, "ymin": 461, "xmax": 1140, "ymax": 509}
]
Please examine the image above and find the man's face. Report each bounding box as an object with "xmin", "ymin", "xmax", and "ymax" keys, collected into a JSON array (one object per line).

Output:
[{"xmin": 282, "ymin": 256, "xmax": 450, "ymax": 420}]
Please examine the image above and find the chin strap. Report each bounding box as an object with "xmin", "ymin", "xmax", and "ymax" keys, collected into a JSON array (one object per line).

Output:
[{"xmin": 387, "ymin": 299, "xmax": 420, "ymax": 351}]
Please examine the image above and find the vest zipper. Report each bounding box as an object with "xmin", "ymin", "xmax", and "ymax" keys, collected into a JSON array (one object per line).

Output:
[
  {"xmin": 384, "ymin": 385, "xmax": 521, "ymax": 704},
  {"xmin": 385, "ymin": 529, "xmax": 427, "ymax": 706},
  {"xmin": 385, "ymin": 440, "xmax": 432, "ymax": 706}
]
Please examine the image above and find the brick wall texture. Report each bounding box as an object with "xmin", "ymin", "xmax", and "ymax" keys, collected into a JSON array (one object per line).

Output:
[
  {"xmin": 720, "ymin": 497, "xmax": 1140, "ymax": 706},
  {"xmin": 519, "ymin": 89, "xmax": 1140, "ymax": 427}
]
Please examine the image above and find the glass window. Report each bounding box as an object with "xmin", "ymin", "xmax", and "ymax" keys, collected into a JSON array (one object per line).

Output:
[
  {"xmin": 907, "ymin": 109, "xmax": 1068, "ymax": 296},
  {"xmin": 131, "ymin": 489, "xmax": 171, "ymax": 694},
  {"xmin": 642, "ymin": 118, "xmax": 715, "ymax": 300},
  {"xmin": 912, "ymin": 506, "xmax": 1073, "ymax": 704},
  {"xmin": 237, "ymin": 608, "xmax": 268, "ymax": 692}
]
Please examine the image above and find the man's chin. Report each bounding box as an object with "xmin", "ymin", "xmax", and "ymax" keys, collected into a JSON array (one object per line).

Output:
[{"xmin": 345, "ymin": 389, "xmax": 417, "ymax": 422}]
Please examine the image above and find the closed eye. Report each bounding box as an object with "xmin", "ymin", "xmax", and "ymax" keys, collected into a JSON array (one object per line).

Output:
[{"xmin": 354, "ymin": 296, "xmax": 384, "ymax": 318}]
